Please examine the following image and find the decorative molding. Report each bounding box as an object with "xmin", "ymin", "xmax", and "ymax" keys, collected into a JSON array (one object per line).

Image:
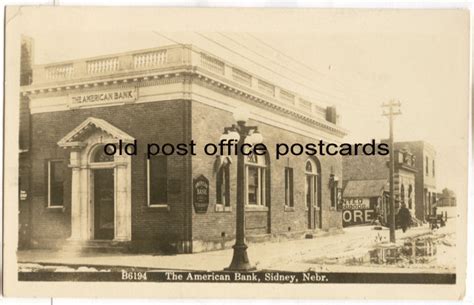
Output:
[
  {"xmin": 25, "ymin": 70, "xmax": 346, "ymax": 138},
  {"xmin": 58, "ymin": 117, "xmax": 135, "ymax": 148}
]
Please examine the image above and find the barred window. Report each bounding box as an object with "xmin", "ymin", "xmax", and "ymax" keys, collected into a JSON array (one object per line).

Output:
[
  {"xmin": 425, "ymin": 156, "xmax": 429, "ymax": 175},
  {"xmin": 246, "ymin": 154, "xmax": 266, "ymax": 206},
  {"xmin": 305, "ymin": 159, "xmax": 320, "ymax": 209},
  {"xmin": 216, "ymin": 159, "xmax": 231, "ymax": 207},
  {"xmin": 284, "ymin": 167, "xmax": 294, "ymax": 207}
]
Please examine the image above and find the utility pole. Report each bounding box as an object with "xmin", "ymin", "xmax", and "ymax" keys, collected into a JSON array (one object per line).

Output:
[{"xmin": 382, "ymin": 100, "xmax": 401, "ymax": 243}]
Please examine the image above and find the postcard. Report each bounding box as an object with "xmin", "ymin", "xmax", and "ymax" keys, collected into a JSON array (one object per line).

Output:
[{"xmin": 3, "ymin": 6, "xmax": 469, "ymax": 299}]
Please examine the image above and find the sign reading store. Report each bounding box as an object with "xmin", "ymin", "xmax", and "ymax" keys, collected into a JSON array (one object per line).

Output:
[
  {"xmin": 342, "ymin": 198, "xmax": 375, "ymax": 227},
  {"xmin": 69, "ymin": 88, "xmax": 137, "ymax": 108}
]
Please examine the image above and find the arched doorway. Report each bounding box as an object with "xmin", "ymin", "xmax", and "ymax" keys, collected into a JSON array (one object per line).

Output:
[
  {"xmin": 305, "ymin": 158, "xmax": 321, "ymax": 229},
  {"xmin": 57, "ymin": 117, "xmax": 133, "ymax": 242}
]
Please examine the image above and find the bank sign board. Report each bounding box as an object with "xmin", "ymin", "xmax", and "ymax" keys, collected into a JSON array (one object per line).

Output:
[
  {"xmin": 193, "ymin": 175, "xmax": 210, "ymax": 213},
  {"xmin": 69, "ymin": 88, "xmax": 137, "ymax": 108},
  {"xmin": 342, "ymin": 198, "xmax": 374, "ymax": 227}
]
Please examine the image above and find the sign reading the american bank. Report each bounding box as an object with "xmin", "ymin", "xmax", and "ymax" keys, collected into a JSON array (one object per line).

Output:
[
  {"xmin": 193, "ymin": 175, "xmax": 209, "ymax": 213},
  {"xmin": 69, "ymin": 88, "xmax": 137, "ymax": 108}
]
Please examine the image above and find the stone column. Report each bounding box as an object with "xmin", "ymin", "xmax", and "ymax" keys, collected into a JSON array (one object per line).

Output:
[
  {"xmin": 79, "ymin": 166, "xmax": 90, "ymax": 239},
  {"xmin": 68, "ymin": 149, "xmax": 83, "ymax": 240},
  {"xmin": 114, "ymin": 156, "xmax": 131, "ymax": 241}
]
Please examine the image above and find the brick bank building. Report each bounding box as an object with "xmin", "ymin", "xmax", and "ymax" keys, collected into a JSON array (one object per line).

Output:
[{"xmin": 19, "ymin": 44, "xmax": 346, "ymax": 253}]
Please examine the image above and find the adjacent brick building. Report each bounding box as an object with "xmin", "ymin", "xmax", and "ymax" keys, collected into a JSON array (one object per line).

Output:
[
  {"xmin": 19, "ymin": 35, "xmax": 34, "ymax": 248},
  {"xmin": 342, "ymin": 146, "xmax": 417, "ymax": 226},
  {"xmin": 437, "ymin": 188, "xmax": 456, "ymax": 207},
  {"xmin": 395, "ymin": 141, "xmax": 437, "ymax": 220},
  {"xmin": 20, "ymin": 44, "xmax": 346, "ymax": 253}
]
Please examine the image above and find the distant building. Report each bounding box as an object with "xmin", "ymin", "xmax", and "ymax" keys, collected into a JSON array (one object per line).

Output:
[
  {"xmin": 437, "ymin": 188, "xmax": 456, "ymax": 207},
  {"xmin": 395, "ymin": 141, "xmax": 437, "ymax": 220},
  {"xmin": 342, "ymin": 147, "xmax": 417, "ymax": 226},
  {"xmin": 341, "ymin": 178, "xmax": 387, "ymax": 227}
]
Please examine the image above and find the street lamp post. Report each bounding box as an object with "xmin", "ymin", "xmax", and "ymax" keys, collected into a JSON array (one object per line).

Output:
[{"xmin": 222, "ymin": 109, "xmax": 262, "ymax": 271}]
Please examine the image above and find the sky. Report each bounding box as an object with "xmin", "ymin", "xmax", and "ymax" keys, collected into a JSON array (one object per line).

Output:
[{"xmin": 12, "ymin": 7, "xmax": 470, "ymax": 198}]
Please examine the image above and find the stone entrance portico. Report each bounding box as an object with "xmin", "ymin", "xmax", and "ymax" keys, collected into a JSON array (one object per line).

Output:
[{"xmin": 58, "ymin": 117, "xmax": 133, "ymax": 242}]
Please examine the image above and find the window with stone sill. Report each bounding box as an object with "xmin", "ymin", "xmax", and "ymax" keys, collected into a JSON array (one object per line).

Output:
[
  {"xmin": 330, "ymin": 176, "xmax": 339, "ymax": 210},
  {"xmin": 305, "ymin": 158, "xmax": 321, "ymax": 210},
  {"xmin": 408, "ymin": 184, "xmax": 413, "ymax": 209},
  {"xmin": 425, "ymin": 156, "xmax": 429, "ymax": 175},
  {"xmin": 245, "ymin": 153, "xmax": 266, "ymax": 207},
  {"xmin": 147, "ymin": 155, "xmax": 168, "ymax": 207},
  {"xmin": 47, "ymin": 160, "xmax": 64, "ymax": 208},
  {"xmin": 284, "ymin": 167, "xmax": 294, "ymax": 208},
  {"xmin": 336, "ymin": 188, "xmax": 343, "ymax": 211},
  {"xmin": 216, "ymin": 157, "xmax": 231, "ymax": 212}
]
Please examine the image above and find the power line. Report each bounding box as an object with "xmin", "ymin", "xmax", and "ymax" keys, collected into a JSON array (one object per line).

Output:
[
  {"xmin": 216, "ymin": 32, "xmax": 350, "ymax": 99},
  {"xmin": 213, "ymin": 34, "xmax": 383, "ymax": 112},
  {"xmin": 243, "ymin": 32, "xmax": 381, "ymax": 101},
  {"xmin": 243, "ymin": 32, "xmax": 355, "ymax": 92},
  {"xmin": 152, "ymin": 31, "xmax": 184, "ymax": 46},
  {"xmin": 194, "ymin": 32, "xmax": 355, "ymax": 107},
  {"xmin": 238, "ymin": 33, "xmax": 388, "ymax": 109},
  {"xmin": 153, "ymin": 31, "xmax": 368, "ymax": 111}
]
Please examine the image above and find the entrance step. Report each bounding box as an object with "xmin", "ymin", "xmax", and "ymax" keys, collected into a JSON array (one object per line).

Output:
[{"xmin": 61, "ymin": 240, "xmax": 132, "ymax": 254}]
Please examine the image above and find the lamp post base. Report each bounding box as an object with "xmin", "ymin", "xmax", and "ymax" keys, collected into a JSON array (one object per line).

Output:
[{"xmin": 224, "ymin": 244, "xmax": 256, "ymax": 271}]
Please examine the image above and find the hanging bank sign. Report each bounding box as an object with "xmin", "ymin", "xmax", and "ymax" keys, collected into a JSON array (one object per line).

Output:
[
  {"xmin": 193, "ymin": 175, "xmax": 210, "ymax": 214},
  {"xmin": 69, "ymin": 88, "xmax": 137, "ymax": 108}
]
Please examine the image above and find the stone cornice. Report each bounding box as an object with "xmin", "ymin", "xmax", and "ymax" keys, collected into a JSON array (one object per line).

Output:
[
  {"xmin": 22, "ymin": 68, "xmax": 347, "ymax": 138},
  {"xmin": 192, "ymin": 73, "xmax": 347, "ymax": 138}
]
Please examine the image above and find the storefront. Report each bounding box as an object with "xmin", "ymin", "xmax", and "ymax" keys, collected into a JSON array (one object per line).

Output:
[
  {"xmin": 342, "ymin": 148, "xmax": 417, "ymax": 227},
  {"xmin": 341, "ymin": 179, "xmax": 387, "ymax": 227},
  {"xmin": 20, "ymin": 44, "xmax": 346, "ymax": 253}
]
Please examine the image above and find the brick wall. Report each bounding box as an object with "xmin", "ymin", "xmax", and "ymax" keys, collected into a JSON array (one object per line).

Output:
[
  {"xmin": 190, "ymin": 102, "xmax": 238, "ymax": 249},
  {"xmin": 190, "ymin": 102, "xmax": 343, "ymax": 250},
  {"xmin": 343, "ymin": 154, "xmax": 389, "ymax": 181},
  {"xmin": 27, "ymin": 98, "xmax": 343, "ymax": 252},
  {"xmin": 28, "ymin": 101, "xmax": 192, "ymax": 249},
  {"xmin": 29, "ymin": 116, "xmax": 71, "ymax": 244}
]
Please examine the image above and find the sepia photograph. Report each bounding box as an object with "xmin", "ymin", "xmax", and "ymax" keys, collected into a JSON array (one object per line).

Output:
[{"xmin": 3, "ymin": 6, "xmax": 470, "ymax": 299}]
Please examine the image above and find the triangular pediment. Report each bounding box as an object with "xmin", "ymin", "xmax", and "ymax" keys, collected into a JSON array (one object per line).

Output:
[{"xmin": 57, "ymin": 117, "xmax": 135, "ymax": 148}]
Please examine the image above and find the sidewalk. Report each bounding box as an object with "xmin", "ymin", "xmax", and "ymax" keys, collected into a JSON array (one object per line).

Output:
[{"xmin": 18, "ymin": 224, "xmax": 453, "ymax": 273}]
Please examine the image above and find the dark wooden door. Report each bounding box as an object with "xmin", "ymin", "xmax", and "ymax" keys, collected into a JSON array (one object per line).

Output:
[{"xmin": 94, "ymin": 169, "xmax": 114, "ymax": 240}]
